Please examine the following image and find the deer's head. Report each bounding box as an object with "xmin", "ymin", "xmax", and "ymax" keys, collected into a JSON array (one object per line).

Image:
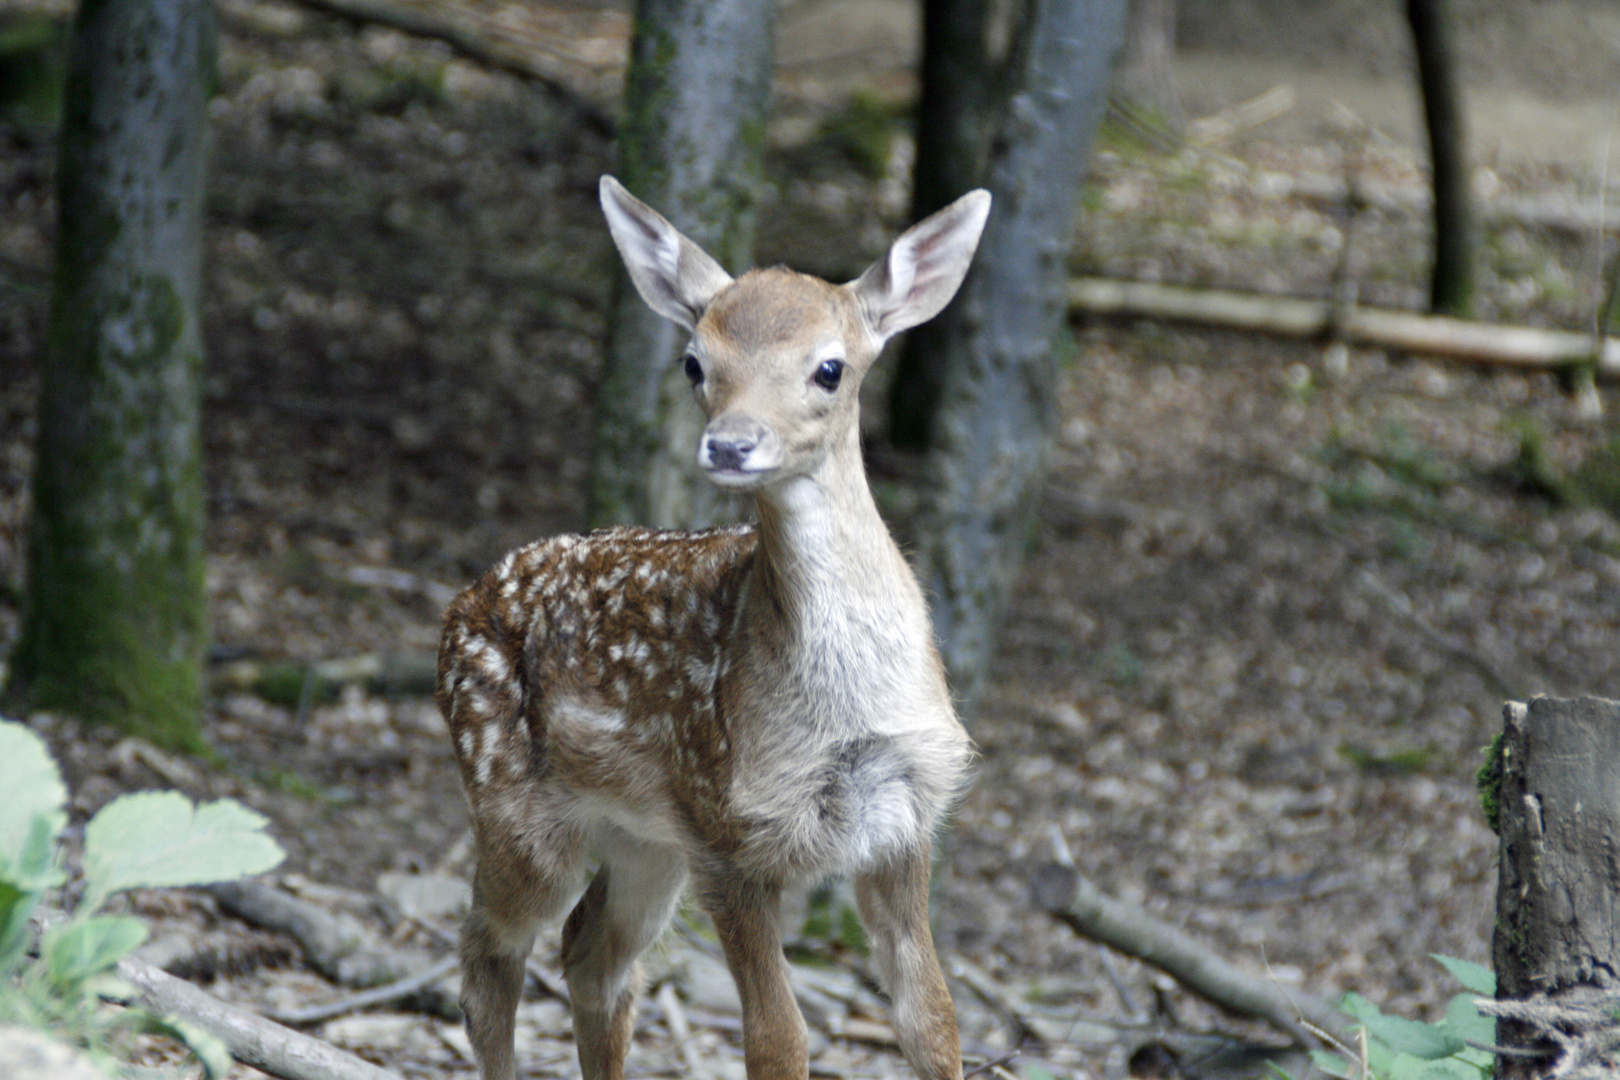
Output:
[{"xmin": 601, "ymin": 176, "xmax": 990, "ymax": 490}]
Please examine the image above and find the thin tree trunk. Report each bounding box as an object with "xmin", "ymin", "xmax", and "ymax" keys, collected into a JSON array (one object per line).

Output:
[
  {"xmin": 1113, "ymin": 0, "xmax": 1181, "ymax": 129},
  {"xmin": 1407, "ymin": 0, "xmax": 1474, "ymax": 317},
  {"xmin": 887, "ymin": 0, "xmax": 997, "ymax": 451},
  {"xmin": 588, "ymin": 0, "xmax": 775, "ymax": 529},
  {"xmin": 916, "ymin": 0, "xmax": 1127, "ymax": 712},
  {"xmin": 7, "ymin": 0, "xmax": 213, "ymax": 752}
]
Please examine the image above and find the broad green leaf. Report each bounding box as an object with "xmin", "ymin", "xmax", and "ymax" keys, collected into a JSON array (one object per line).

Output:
[
  {"xmin": 1430, "ymin": 954, "xmax": 1496, "ymax": 996},
  {"xmin": 1363, "ymin": 1012, "xmax": 1466, "ymax": 1060},
  {"xmin": 1412, "ymin": 1060, "xmax": 1485, "ymax": 1080},
  {"xmin": 1339, "ymin": 992, "xmax": 1382, "ymax": 1023},
  {"xmin": 1442, "ymin": 992, "xmax": 1495, "ymax": 1047},
  {"xmin": 44, "ymin": 915, "xmax": 148, "ymax": 988},
  {"xmin": 1365, "ymin": 1032, "xmax": 1399, "ymax": 1075},
  {"xmin": 0, "ymin": 880, "xmax": 39, "ymax": 975},
  {"xmin": 0, "ymin": 721, "xmax": 67, "ymax": 879},
  {"xmin": 80, "ymin": 791, "xmax": 284, "ymax": 912}
]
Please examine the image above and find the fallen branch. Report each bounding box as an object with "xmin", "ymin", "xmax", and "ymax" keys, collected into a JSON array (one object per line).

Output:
[
  {"xmin": 1069, "ymin": 276, "xmax": 1620, "ymax": 376},
  {"xmin": 1030, "ymin": 862, "xmax": 1347, "ymax": 1044},
  {"xmin": 283, "ymin": 0, "xmax": 615, "ymax": 135},
  {"xmin": 117, "ymin": 956, "xmax": 407, "ymax": 1080},
  {"xmin": 206, "ymin": 881, "xmax": 458, "ymax": 1017},
  {"xmin": 1356, "ymin": 569, "xmax": 1520, "ymax": 695}
]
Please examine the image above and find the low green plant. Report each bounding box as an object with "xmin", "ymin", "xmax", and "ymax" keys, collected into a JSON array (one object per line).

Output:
[
  {"xmin": 1306, "ymin": 955, "xmax": 1497, "ymax": 1080},
  {"xmin": 0, "ymin": 719, "xmax": 285, "ymax": 1076}
]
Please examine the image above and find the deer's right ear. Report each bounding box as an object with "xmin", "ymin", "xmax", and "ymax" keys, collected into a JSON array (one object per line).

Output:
[
  {"xmin": 851, "ymin": 188, "xmax": 990, "ymax": 345},
  {"xmin": 601, "ymin": 176, "xmax": 733, "ymax": 332}
]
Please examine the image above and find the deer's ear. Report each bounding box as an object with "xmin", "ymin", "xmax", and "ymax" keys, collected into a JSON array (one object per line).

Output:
[
  {"xmin": 850, "ymin": 188, "xmax": 991, "ymax": 345},
  {"xmin": 601, "ymin": 176, "xmax": 734, "ymax": 332}
]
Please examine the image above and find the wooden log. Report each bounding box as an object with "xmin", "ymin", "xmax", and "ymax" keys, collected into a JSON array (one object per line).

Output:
[
  {"xmin": 1068, "ymin": 276, "xmax": 1620, "ymax": 376},
  {"xmin": 1491, "ymin": 697, "xmax": 1620, "ymax": 1076}
]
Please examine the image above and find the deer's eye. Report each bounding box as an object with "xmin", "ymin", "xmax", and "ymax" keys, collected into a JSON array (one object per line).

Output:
[
  {"xmin": 812, "ymin": 359, "xmax": 845, "ymax": 391},
  {"xmin": 683, "ymin": 354, "xmax": 704, "ymax": 386}
]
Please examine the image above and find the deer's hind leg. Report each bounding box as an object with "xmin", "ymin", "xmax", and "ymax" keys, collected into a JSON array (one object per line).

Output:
[
  {"xmin": 460, "ymin": 816, "xmax": 586, "ymax": 1080},
  {"xmin": 561, "ymin": 828, "xmax": 688, "ymax": 1080}
]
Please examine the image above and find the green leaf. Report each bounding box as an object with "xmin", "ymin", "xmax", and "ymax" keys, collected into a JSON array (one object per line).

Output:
[
  {"xmin": 1430, "ymin": 954, "xmax": 1496, "ymax": 996},
  {"xmin": 1411, "ymin": 1060, "xmax": 1484, "ymax": 1080},
  {"xmin": 0, "ymin": 879, "xmax": 40, "ymax": 974},
  {"xmin": 142, "ymin": 1012, "xmax": 234, "ymax": 1079},
  {"xmin": 44, "ymin": 915, "xmax": 148, "ymax": 988},
  {"xmin": 1339, "ymin": 992, "xmax": 1382, "ymax": 1023},
  {"xmin": 80, "ymin": 791, "xmax": 284, "ymax": 912},
  {"xmin": 1442, "ymin": 992, "xmax": 1495, "ymax": 1047},
  {"xmin": 1363, "ymin": 1012, "xmax": 1466, "ymax": 1060},
  {"xmin": 0, "ymin": 721, "xmax": 67, "ymax": 882},
  {"xmin": 1308, "ymin": 1050, "xmax": 1353, "ymax": 1078}
]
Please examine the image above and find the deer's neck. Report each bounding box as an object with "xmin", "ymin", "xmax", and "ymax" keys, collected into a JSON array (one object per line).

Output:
[
  {"xmin": 739, "ymin": 428, "xmax": 936, "ymax": 715},
  {"xmin": 751, "ymin": 433, "xmax": 898, "ymax": 612}
]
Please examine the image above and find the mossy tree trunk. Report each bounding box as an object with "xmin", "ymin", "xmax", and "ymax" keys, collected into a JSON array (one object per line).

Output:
[
  {"xmin": 588, "ymin": 0, "xmax": 775, "ymax": 529},
  {"xmin": 7, "ymin": 0, "xmax": 214, "ymax": 752},
  {"xmin": 887, "ymin": 0, "xmax": 998, "ymax": 451},
  {"xmin": 1407, "ymin": 0, "xmax": 1474, "ymax": 317},
  {"xmin": 914, "ymin": 0, "xmax": 1127, "ymax": 713}
]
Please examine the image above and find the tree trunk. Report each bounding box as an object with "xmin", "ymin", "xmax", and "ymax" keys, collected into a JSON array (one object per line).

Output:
[
  {"xmin": 914, "ymin": 0, "xmax": 1127, "ymax": 712},
  {"xmin": 1492, "ymin": 696, "xmax": 1620, "ymax": 1076},
  {"xmin": 7, "ymin": 0, "xmax": 213, "ymax": 752},
  {"xmin": 1407, "ymin": 0, "xmax": 1474, "ymax": 317},
  {"xmin": 588, "ymin": 0, "xmax": 775, "ymax": 529},
  {"xmin": 887, "ymin": 0, "xmax": 997, "ymax": 451},
  {"xmin": 1113, "ymin": 0, "xmax": 1181, "ymax": 129}
]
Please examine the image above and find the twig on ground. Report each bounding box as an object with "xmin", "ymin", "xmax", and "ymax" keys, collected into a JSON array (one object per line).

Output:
[
  {"xmin": 267, "ymin": 954, "xmax": 459, "ymax": 1025},
  {"xmin": 116, "ymin": 956, "xmax": 408, "ymax": 1080},
  {"xmin": 962, "ymin": 1049, "xmax": 1021, "ymax": 1079},
  {"xmin": 1356, "ymin": 569, "xmax": 1520, "ymax": 695},
  {"xmin": 1477, "ymin": 986, "xmax": 1620, "ymax": 1079},
  {"xmin": 1030, "ymin": 862, "xmax": 1347, "ymax": 1045},
  {"xmin": 205, "ymin": 881, "xmax": 459, "ymax": 1016}
]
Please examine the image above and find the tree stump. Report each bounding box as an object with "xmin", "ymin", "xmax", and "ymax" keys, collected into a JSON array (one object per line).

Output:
[{"xmin": 1492, "ymin": 696, "xmax": 1620, "ymax": 1076}]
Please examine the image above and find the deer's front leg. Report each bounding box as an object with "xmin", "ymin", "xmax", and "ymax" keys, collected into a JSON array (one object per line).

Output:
[
  {"xmin": 703, "ymin": 875, "xmax": 810, "ymax": 1080},
  {"xmin": 856, "ymin": 846, "xmax": 962, "ymax": 1080}
]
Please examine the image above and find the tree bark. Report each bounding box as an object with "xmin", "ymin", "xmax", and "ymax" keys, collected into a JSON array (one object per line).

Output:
[
  {"xmin": 1492, "ymin": 696, "xmax": 1620, "ymax": 1076},
  {"xmin": 588, "ymin": 0, "xmax": 775, "ymax": 529},
  {"xmin": 7, "ymin": 0, "xmax": 213, "ymax": 752},
  {"xmin": 1407, "ymin": 0, "xmax": 1474, "ymax": 317},
  {"xmin": 887, "ymin": 0, "xmax": 997, "ymax": 451},
  {"xmin": 1113, "ymin": 0, "xmax": 1181, "ymax": 129},
  {"xmin": 913, "ymin": 0, "xmax": 1127, "ymax": 712}
]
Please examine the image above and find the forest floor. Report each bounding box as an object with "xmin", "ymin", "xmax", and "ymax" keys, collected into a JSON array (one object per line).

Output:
[{"xmin": 3, "ymin": 0, "xmax": 1620, "ymax": 1077}]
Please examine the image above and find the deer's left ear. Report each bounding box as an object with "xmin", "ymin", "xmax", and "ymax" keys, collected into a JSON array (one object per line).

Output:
[
  {"xmin": 601, "ymin": 175, "xmax": 734, "ymax": 332},
  {"xmin": 850, "ymin": 188, "xmax": 991, "ymax": 345}
]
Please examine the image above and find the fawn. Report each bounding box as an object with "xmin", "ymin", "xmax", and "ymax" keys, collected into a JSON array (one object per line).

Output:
[{"xmin": 437, "ymin": 175, "xmax": 991, "ymax": 1080}]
